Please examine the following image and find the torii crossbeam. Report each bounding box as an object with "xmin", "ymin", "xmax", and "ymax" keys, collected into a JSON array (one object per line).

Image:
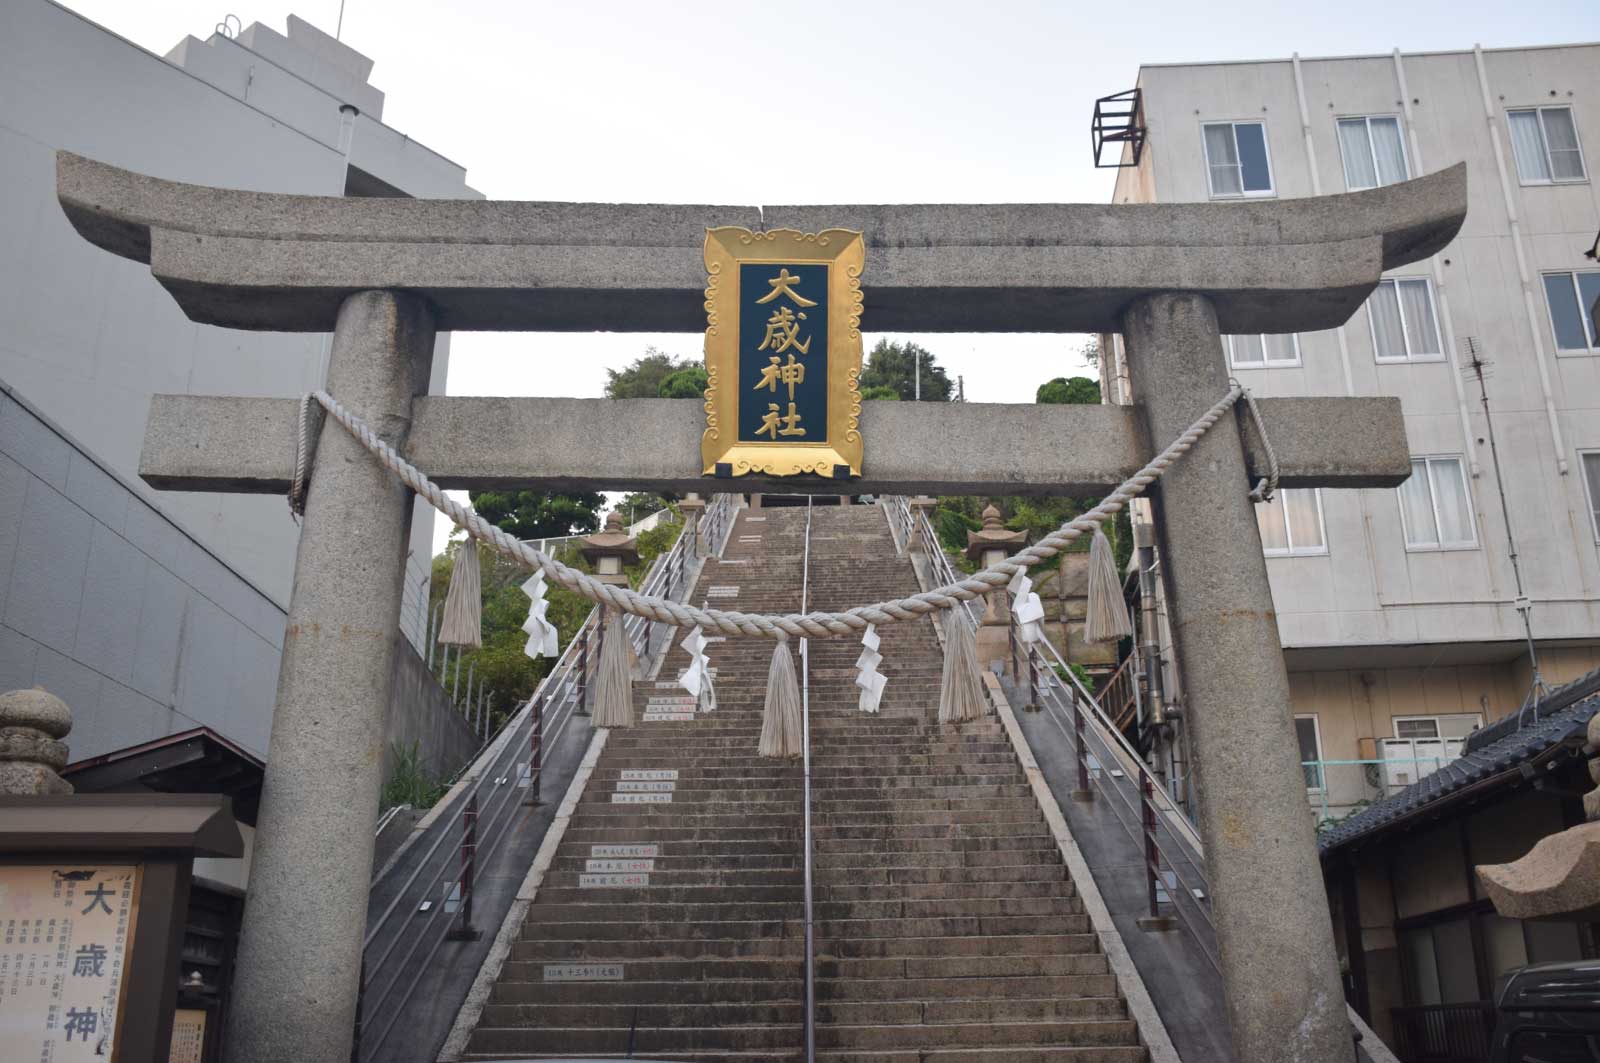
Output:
[{"xmin": 57, "ymin": 152, "xmax": 1466, "ymax": 1063}]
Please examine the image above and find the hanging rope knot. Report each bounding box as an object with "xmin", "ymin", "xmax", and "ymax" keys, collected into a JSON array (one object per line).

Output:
[{"xmin": 1231, "ymin": 379, "xmax": 1280, "ymax": 503}]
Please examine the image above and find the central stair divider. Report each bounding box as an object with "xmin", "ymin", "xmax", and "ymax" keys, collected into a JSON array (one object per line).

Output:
[{"xmin": 799, "ymin": 496, "xmax": 816, "ymax": 1063}]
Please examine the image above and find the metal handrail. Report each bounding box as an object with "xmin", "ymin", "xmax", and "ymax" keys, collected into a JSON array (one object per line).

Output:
[
  {"xmin": 355, "ymin": 508, "xmax": 711, "ymax": 1061},
  {"xmin": 884, "ymin": 495, "xmax": 1218, "ymax": 964},
  {"xmin": 624, "ymin": 493, "xmax": 740, "ymax": 659},
  {"xmin": 799, "ymin": 495, "xmax": 817, "ymax": 1063}
]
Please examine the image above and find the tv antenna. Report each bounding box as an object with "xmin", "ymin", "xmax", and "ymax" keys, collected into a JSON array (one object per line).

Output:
[{"xmin": 1462, "ymin": 336, "xmax": 1549, "ymax": 718}]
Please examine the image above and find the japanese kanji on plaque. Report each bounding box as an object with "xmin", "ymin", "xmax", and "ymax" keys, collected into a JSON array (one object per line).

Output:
[
  {"xmin": 701, "ymin": 227, "xmax": 865, "ymax": 479},
  {"xmin": 0, "ymin": 864, "xmax": 142, "ymax": 1062}
]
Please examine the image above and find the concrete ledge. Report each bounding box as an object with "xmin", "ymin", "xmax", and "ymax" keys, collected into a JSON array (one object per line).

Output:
[
  {"xmin": 435, "ymin": 727, "xmax": 609, "ymax": 1063},
  {"xmin": 59, "ymin": 151, "xmax": 1466, "ymax": 334},
  {"xmin": 983, "ymin": 671, "xmax": 1181, "ymax": 1063},
  {"xmin": 140, "ymin": 394, "xmax": 1410, "ymax": 496}
]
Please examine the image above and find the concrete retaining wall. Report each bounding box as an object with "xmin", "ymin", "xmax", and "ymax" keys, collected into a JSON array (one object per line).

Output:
[{"xmin": 385, "ymin": 639, "xmax": 482, "ymax": 783}]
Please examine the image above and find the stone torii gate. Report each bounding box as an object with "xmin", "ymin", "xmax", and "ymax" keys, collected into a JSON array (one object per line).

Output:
[{"xmin": 56, "ymin": 152, "xmax": 1465, "ymax": 1063}]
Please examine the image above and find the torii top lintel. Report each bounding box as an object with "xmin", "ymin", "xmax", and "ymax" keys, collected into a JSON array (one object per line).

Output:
[{"xmin": 56, "ymin": 152, "xmax": 1466, "ymax": 336}]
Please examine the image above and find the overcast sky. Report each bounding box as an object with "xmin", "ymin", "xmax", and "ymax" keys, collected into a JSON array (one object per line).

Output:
[{"xmin": 59, "ymin": 0, "xmax": 1600, "ymax": 547}]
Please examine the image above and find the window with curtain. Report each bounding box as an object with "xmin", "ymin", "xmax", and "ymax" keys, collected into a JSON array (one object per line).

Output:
[
  {"xmin": 1226, "ymin": 333, "xmax": 1300, "ymax": 368},
  {"xmin": 1508, "ymin": 106, "xmax": 1587, "ymax": 184},
  {"xmin": 1256, "ymin": 488, "xmax": 1327, "ymax": 556},
  {"xmin": 1581, "ymin": 452, "xmax": 1600, "ymax": 543},
  {"xmin": 1543, "ymin": 271, "xmax": 1600, "ymax": 353},
  {"xmin": 1294, "ymin": 716, "xmax": 1323, "ymax": 790},
  {"xmin": 1337, "ymin": 115, "xmax": 1409, "ymax": 190},
  {"xmin": 1398, "ymin": 456, "xmax": 1476, "ymax": 550},
  {"xmin": 1368, "ymin": 278, "xmax": 1443, "ymax": 361},
  {"xmin": 1202, "ymin": 121, "xmax": 1274, "ymax": 197}
]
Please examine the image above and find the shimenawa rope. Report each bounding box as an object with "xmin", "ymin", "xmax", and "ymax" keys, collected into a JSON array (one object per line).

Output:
[{"xmin": 288, "ymin": 383, "xmax": 1270, "ymax": 640}]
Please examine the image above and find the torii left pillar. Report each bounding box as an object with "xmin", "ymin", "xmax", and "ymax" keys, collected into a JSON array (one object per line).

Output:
[{"xmin": 225, "ymin": 291, "xmax": 435, "ymax": 1063}]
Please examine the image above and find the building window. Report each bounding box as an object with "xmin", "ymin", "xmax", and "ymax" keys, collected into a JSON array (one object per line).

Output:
[
  {"xmin": 1257, "ymin": 488, "xmax": 1327, "ymax": 556},
  {"xmin": 1226, "ymin": 333, "xmax": 1301, "ymax": 369},
  {"xmin": 1337, "ymin": 115, "xmax": 1409, "ymax": 190},
  {"xmin": 1294, "ymin": 715, "xmax": 1324, "ymax": 791},
  {"xmin": 1398, "ymin": 456, "xmax": 1477, "ymax": 550},
  {"xmin": 1507, "ymin": 106, "xmax": 1587, "ymax": 184},
  {"xmin": 1581, "ymin": 452, "xmax": 1600, "ymax": 543},
  {"xmin": 1543, "ymin": 271, "xmax": 1600, "ymax": 354},
  {"xmin": 1368, "ymin": 278, "xmax": 1443, "ymax": 362},
  {"xmin": 1202, "ymin": 121, "xmax": 1274, "ymax": 197}
]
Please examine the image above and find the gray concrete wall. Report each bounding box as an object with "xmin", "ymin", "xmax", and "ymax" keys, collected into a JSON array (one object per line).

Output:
[
  {"xmin": 0, "ymin": 382, "xmax": 282, "ymax": 758},
  {"xmin": 0, "ymin": 0, "xmax": 477, "ymax": 651},
  {"xmin": 385, "ymin": 638, "xmax": 482, "ymax": 785},
  {"xmin": 0, "ymin": 381, "xmax": 478, "ymax": 781}
]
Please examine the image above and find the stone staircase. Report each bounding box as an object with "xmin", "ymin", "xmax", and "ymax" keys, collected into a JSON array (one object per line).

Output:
[{"xmin": 463, "ymin": 504, "xmax": 1145, "ymax": 1062}]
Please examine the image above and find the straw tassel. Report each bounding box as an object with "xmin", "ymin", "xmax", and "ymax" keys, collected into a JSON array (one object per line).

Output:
[
  {"xmin": 436, "ymin": 535, "xmax": 482, "ymax": 648},
  {"xmin": 1084, "ymin": 528, "xmax": 1134, "ymax": 644},
  {"xmin": 591, "ymin": 609, "xmax": 634, "ymax": 728},
  {"xmin": 758, "ymin": 642, "xmax": 803, "ymax": 758},
  {"xmin": 938, "ymin": 610, "xmax": 988, "ymax": 724}
]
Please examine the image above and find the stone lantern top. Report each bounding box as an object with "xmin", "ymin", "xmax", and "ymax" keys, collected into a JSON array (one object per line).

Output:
[
  {"xmin": 0, "ymin": 687, "xmax": 74, "ymax": 795},
  {"xmin": 581, "ymin": 510, "xmax": 640, "ymax": 584},
  {"xmin": 966, "ymin": 503, "xmax": 1025, "ymax": 561}
]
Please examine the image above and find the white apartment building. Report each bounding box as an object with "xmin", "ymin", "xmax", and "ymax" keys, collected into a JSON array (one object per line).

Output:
[
  {"xmin": 1104, "ymin": 43, "xmax": 1600, "ymax": 819},
  {"xmin": 0, "ymin": 3, "xmax": 477, "ymax": 755}
]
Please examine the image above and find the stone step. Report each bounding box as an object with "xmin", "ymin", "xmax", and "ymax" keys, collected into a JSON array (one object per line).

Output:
[
  {"xmin": 513, "ymin": 936, "xmax": 803, "ymax": 961},
  {"xmin": 820, "ymin": 932, "xmax": 1095, "ymax": 959},
  {"xmin": 814, "ymin": 915, "xmax": 1093, "ymax": 940},
  {"xmin": 817, "ymin": 1020, "xmax": 1138, "ymax": 1051},
  {"xmin": 473, "ymin": 995, "xmax": 1126, "ymax": 1032},
  {"xmin": 817, "ymin": 950, "xmax": 1105, "ymax": 977},
  {"xmin": 468, "ymin": 1019, "xmax": 1138, "ymax": 1055},
  {"xmin": 522, "ymin": 897, "xmax": 1085, "ymax": 924},
  {"xmin": 491, "ymin": 978, "xmax": 801, "ymax": 1006},
  {"xmin": 815, "ymin": 1049, "xmax": 1144, "ymax": 1063},
  {"xmin": 813, "ymin": 973, "xmax": 1119, "ymax": 1002}
]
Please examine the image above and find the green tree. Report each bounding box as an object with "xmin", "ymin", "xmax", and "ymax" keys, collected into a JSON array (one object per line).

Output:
[
  {"xmin": 468, "ymin": 490, "xmax": 604, "ymax": 541},
  {"xmin": 858, "ymin": 340, "xmax": 952, "ymax": 401},
  {"xmin": 617, "ymin": 492, "xmax": 677, "ymax": 526},
  {"xmin": 860, "ymin": 385, "xmax": 900, "ymax": 401},
  {"xmin": 656, "ymin": 365, "xmax": 708, "ymax": 398},
  {"xmin": 605, "ymin": 347, "xmax": 699, "ymax": 399},
  {"xmin": 1036, "ymin": 376, "xmax": 1101, "ymax": 405},
  {"xmin": 930, "ymin": 370, "xmax": 1132, "ymax": 575}
]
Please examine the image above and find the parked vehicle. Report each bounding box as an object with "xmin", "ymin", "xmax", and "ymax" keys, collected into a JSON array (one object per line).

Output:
[{"xmin": 1490, "ymin": 960, "xmax": 1600, "ymax": 1061}]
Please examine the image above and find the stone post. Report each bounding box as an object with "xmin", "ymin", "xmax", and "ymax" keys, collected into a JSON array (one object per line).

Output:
[
  {"xmin": 906, "ymin": 496, "xmax": 936, "ymax": 555},
  {"xmin": 679, "ymin": 493, "xmax": 705, "ymax": 558},
  {"xmin": 0, "ymin": 688, "xmax": 73, "ymax": 795},
  {"xmin": 225, "ymin": 291, "xmax": 436, "ymax": 1063},
  {"xmin": 1120, "ymin": 293, "xmax": 1352, "ymax": 1063}
]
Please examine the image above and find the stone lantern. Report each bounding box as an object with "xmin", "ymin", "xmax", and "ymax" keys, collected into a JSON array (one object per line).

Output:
[
  {"xmin": 580, "ymin": 510, "xmax": 640, "ymax": 586},
  {"xmin": 579, "ymin": 510, "xmax": 643, "ymax": 688},
  {"xmin": 906, "ymin": 496, "xmax": 937, "ymax": 555},
  {"xmin": 678, "ymin": 493, "xmax": 705, "ymax": 557},
  {"xmin": 965, "ymin": 503, "xmax": 1026, "ymax": 669}
]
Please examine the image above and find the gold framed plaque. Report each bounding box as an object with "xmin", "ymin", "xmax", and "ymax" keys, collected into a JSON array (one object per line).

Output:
[{"xmin": 701, "ymin": 226, "xmax": 865, "ymax": 479}]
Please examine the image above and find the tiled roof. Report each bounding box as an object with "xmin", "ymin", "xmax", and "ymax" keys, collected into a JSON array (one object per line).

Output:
[{"xmin": 1318, "ymin": 668, "xmax": 1600, "ymax": 853}]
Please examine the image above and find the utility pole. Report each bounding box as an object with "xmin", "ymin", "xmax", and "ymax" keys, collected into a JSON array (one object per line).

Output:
[{"xmin": 914, "ymin": 349, "xmax": 920, "ymax": 401}]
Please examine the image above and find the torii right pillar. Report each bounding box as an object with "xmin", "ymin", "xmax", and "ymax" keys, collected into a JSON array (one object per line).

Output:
[{"xmin": 1123, "ymin": 293, "xmax": 1351, "ymax": 1063}]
